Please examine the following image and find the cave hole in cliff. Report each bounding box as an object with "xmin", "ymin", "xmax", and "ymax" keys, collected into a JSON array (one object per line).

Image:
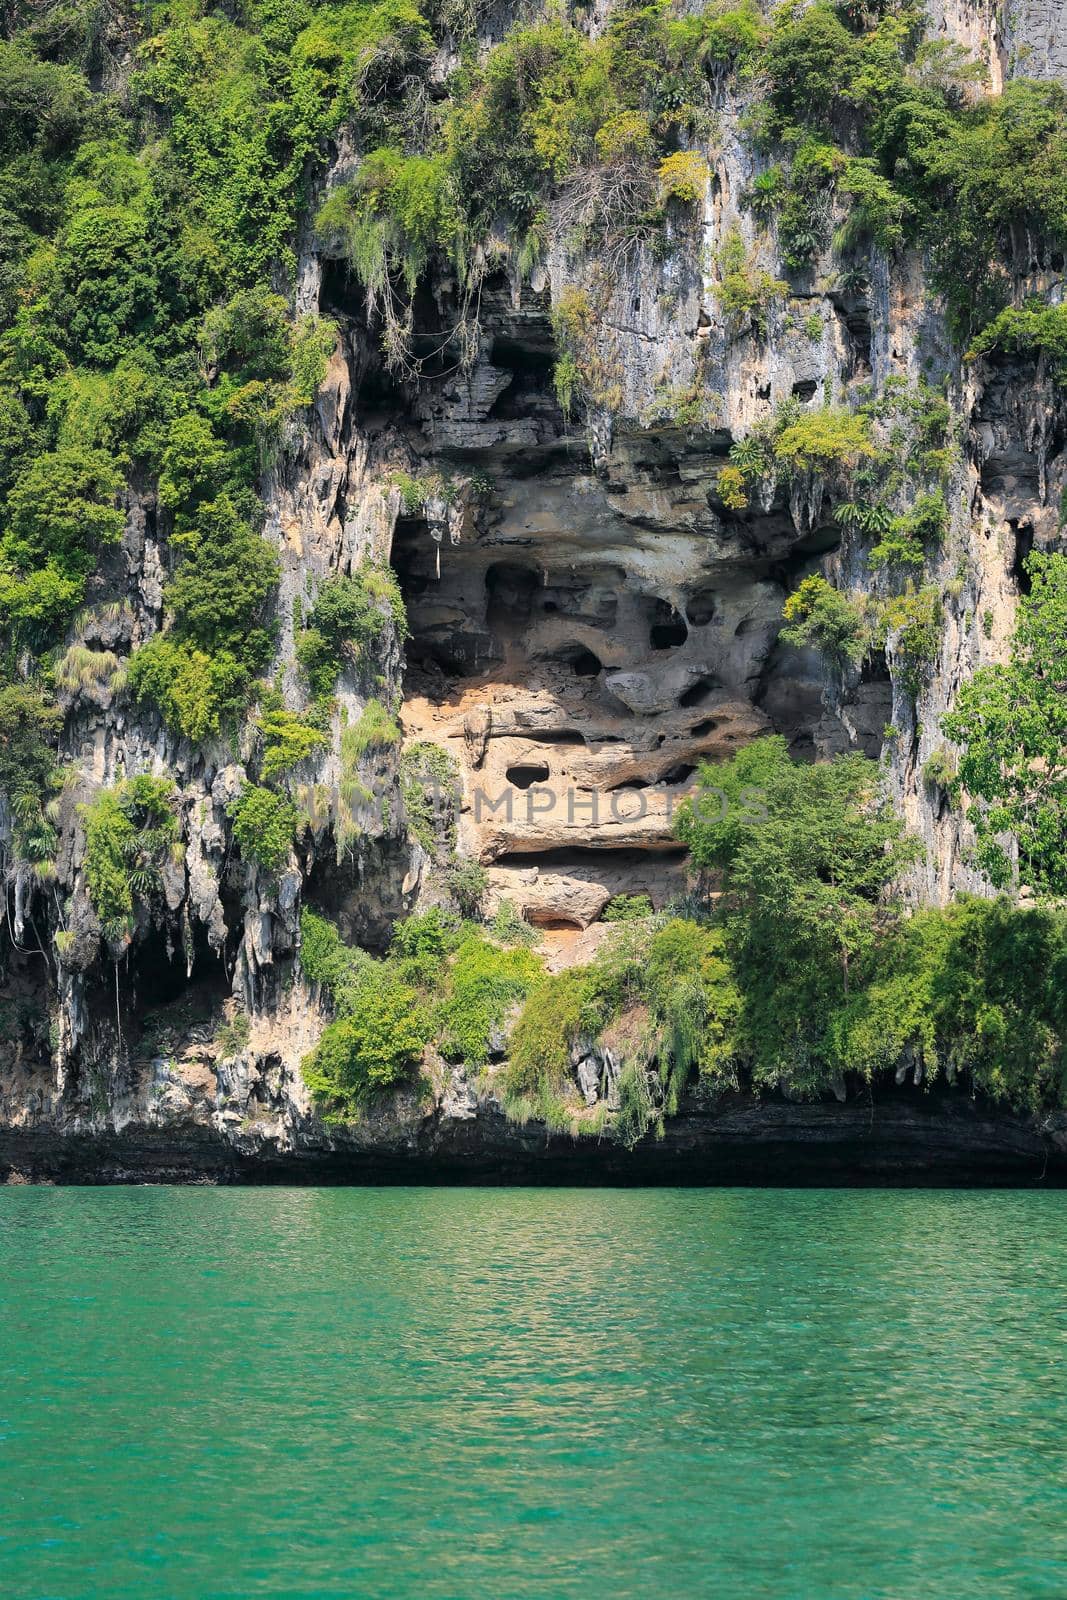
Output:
[
  {"xmin": 1011, "ymin": 522, "xmax": 1034, "ymax": 593},
  {"xmin": 661, "ymin": 763, "xmax": 696, "ymax": 786},
  {"xmin": 688, "ymin": 717, "xmax": 717, "ymax": 736},
  {"xmin": 678, "ymin": 677, "xmax": 718, "ymax": 708},
  {"xmin": 608, "ymin": 777, "xmax": 651, "ymax": 791},
  {"xmin": 648, "ymin": 600, "xmax": 689, "ymax": 650},
  {"xmin": 541, "ymin": 642, "xmax": 603, "ymax": 677},
  {"xmin": 319, "ymin": 256, "xmax": 364, "ymax": 321},
  {"xmin": 523, "ymin": 909, "xmax": 586, "ymax": 930},
  {"xmin": 506, "ymin": 762, "xmax": 551, "ymax": 789},
  {"xmin": 485, "ymin": 562, "xmax": 539, "ymax": 631},
  {"xmin": 844, "ymin": 308, "xmax": 872, "ymax": 375},
  {"xmin": 390, "ymin": 520, "xmax": 497, "ymax": 677},
  {"xmin": 861, "ymin": 649, "xmax": 890, "ymax": 684},
  {"xmin": 791, "ymin": 379, "xmax": 818, "ymax": 402},
  {"xmin": 536, "ymin": 728, "xmax": 609, "ymax": 746},
  {"xmin": 686, "ymin": 591, "xmax": 716, "ymax": 627},
  {"xmin": 487, "ymin": 336, "xmax": 557, "ymax": 419},
  {"xmin": 123, "ymin": 922, "xmax": 230, "ymax": 1039}
]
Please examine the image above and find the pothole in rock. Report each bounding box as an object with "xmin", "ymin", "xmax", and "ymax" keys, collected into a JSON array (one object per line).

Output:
[
  {"xmin": 540, "ymin": 643, "xmax": 603, "ymax": 677},
  {"xmin": 678, "ymin": 677, "xmax": 718, "ymax": 708},
  {"xmin": 686, "ymin": 590, "xmax": 716, "ymax": 627},
  {"xmin": 648, "ymin": 599, "xmax": 688, "ymax": 650},
  {"xmin": 505, "ymin": 763, "xmax": 551, "ymax": 789},
  {"xmin": 661, "ymin": 763, "xmax": 696, "ymax": 785}
]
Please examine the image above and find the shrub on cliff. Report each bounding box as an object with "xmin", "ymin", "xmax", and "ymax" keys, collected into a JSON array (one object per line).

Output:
[
  {"xmin": 943, "ymin": 552, "xmax": 1067, "ymax": 896},
  {"xmin": 0, "ymin": 447, "xmax": 126, "ymax": 639},
  {"xmin": 229, "ymin": 784, "xmax": 297, "ymax": 875},
  {"xmin": 302, "ymin": 977, "xmax": 430, "ymax": 1117},
  {"xmin": 436, "ymin": 931, "xmax": 541, "ymax": 1066},
  {"xmin": 0, "ymin": 681, "xmax": 62, "ymax": 865},
  {"xmin": 296, "ymin": 569, "xmax": 406, "ymax": 700},
  {"xmin": 829, "ymin": 898, "xmax": 1067, "ymax": 1111},
  {"xmin": 780, "ymin": 576, "xmax": 870, "ymax": 670},
  {"xmin": 676, "ymin": 741, "xmax": 918, "ymax": 1095},
  {"xmin": 83, "ymin": 775, "xmax": 179, "ymax": 938},
  {"xmin": 128, "ymin": 496, "xmax": 279, "ymax": 740}
]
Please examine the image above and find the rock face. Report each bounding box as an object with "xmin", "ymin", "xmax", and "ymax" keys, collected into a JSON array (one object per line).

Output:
[{"xmin": 0, "ymin": 0, "xmax": 1064, "ymax": 1179}]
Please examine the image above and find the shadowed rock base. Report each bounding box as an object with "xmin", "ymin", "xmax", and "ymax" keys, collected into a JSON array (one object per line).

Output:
[{"xmin": 3, "ymin": 1095, "xmax": 1065, "ymax": 1187}]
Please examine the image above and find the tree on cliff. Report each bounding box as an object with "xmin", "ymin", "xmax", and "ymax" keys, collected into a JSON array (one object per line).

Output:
[
  {"xmin": 676, "ymin": 739, "xmax": 918, "ymax": 1091},
  {"xmin": 943, "ymin": 553, "xmax": 1067, "ymax": 898}
]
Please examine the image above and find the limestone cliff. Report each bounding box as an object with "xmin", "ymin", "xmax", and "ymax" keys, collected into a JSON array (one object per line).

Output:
[{"xmin": 0, "ymin": 0, "xmax": 1065, "ymax": 1181}]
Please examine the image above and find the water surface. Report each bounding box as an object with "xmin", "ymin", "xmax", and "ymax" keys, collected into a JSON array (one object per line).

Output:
[{"xmin": 1, "ymin": 1188, "xmax": 1065, "ymax": 1598}]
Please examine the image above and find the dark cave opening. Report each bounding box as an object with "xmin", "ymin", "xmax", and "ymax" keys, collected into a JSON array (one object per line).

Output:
[
  {"xmin": 860, "ymin": 648, "xmax": 891, "ymax": 685},
  {"xmin": 390, "ymin": 520, "xmax": 497, "ymax": 677},
  {"xmin": 523, "ymin": 910, "xmax": 587, "ymax": 930},
  {"xmin": 541, "ymin": 643, "xmax": 602, "ymax": 677},
  {"xmin": 506, "ymin": 763, "xmax": 551, "ymax": 789},
  {"xmin": 120, "ymin": 922, "xmax": 230, "ymax": 1044},
  {"xmin": 1011, "ymin": 522, "xmax": 1034, "ymax": 593},
  {"xmin": 649, "ymin": 599, "xmax": 689, "ymax": 651},
  {"xmin": 495, "ymin": 844, "xmax": 690, "ymax": 866},
  {"xmin": 686, "ymin": 590, "xmax": 716, "ymax": 627},
  {"xmin": 678, "ymin": 677, "xmax": 718, "ymax": 708},
  {"xmin": 390, "ymin": 515, "xmax": 433, "ymax": 596},
  {"xmin": 486, "ymin": 331, "xmax": 559, "ymax": 419},
  {"xmin": 486, "ymin": 562, "xmax": 540, "ymax": 630},
  {"xmin": 661, "ymin": 763, "xmax": 696, "ymax": 786}
]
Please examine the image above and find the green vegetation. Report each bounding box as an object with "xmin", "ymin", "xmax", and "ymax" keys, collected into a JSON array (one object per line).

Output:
[
  {"xmin": 663, "ymin": 738, "xmax": 1066, "ymax": 1111},
  {"xmin": 780, "ymin": 576, "xmax": 869, "ymax": 669},
  {"xmin": 753, "ymin": 4, "xmax": 1067, "ymax": 337},
  {"xmin": 0, "ymin": 683, "xmax": 62, "ymax": 867},
  {"xmin": 602, "ymin": 893, "xmax": 654, "ymax": 922},
  {"xmin": 256, "ymin": 694, "xmax": 329, "ymax": 784},
  {"xmin": 0, "ymin": 448, "xmax": 125, "ymax": 642},
  {"xmin": 967, "ymin": 301, "xmax": 1067, "ymax": 385},
  {"xmin": 867, "ymin": 491, "xmax": 947, "ymax": 570},
  {"xmin": 0, "ymin": 0, "xmax": 361, "ymax": 765},
  {"xmin": 435, "ymin": 930, "xmax": 541, "ymax": 1066},
  {"xmin": 714, "ymin": 228, "xmax": 787, "ymax": 337},
  {"xmin": 828, "ymin": 898, "xmax": 1067, "ymax": 1112},
  {"xmin": 716, "ymin": 401, "xmax": 876, "ymax": 509},
  {"xmin": 943, "ymin": 554, "xmax": 1067, "ymax": 895},
  {"xmin": 677, "ymin": 738, "xmax": 918, "ymax": 1091},
  {"xmin": 228, "ymin": 783, "xmax": 297, "ymax": 874},
  {"xmin": 299, "ymin": 908, "xmax": 429, "ymax": 1116},
  {"xmin": 879, "ymin": 583, "xmax": 942, "ymax": 690},
  {"xmin": 505, "ymin": 914, "xmax": 740, "ymax": 1135},
  {"xmin": 297, "ymin": 718, "xmax": 1067, "ymax": 1129},
  {"xmin": 128, "ymin": 496, "xmax": 280, "ymax": 740},
  {"xmin": 344, "ymin": 698, "xmax": 401, "ymax": 759},
  {"xmin": 298, "ymin": 906, "xmax": 540, "ymax": 1118},
  {"xmin": 83, "ymin": 774, "xmax": 178, "ymax": 938},
  {"xmin": 215, "ymin": 1009, "xmax": 251, "ymax": 1058},
  {"xmin": 303, "ymin": 975, "xmax": 430, "ymax": 1115},
  {"xmin": 296, "ymin": 568, "xmax": 406, "ymax": 700},
  {"xmin": 2, "ymin": 0, "xmax": 1065, "ymax": 1139},
  {"xmin": 780, "ymin": 570, "xmax": 941, "ymax": 693},
  {"xmin": 399, "ymin": 741, "xmax": 458, "ymax": 852}
]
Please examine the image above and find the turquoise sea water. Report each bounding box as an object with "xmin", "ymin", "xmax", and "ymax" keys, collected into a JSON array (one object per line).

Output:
[{"xmin": 1, "ymin": 1188, "xmax": 1066, "ymax": 1599}]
